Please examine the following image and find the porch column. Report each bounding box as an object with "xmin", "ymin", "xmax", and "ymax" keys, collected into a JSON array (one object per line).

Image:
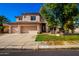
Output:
[
  {"xmin": 46, "ymin": 23, "xmax": 49, "ymax": 32},
  {"xmin": 18, "ymin": 25, "xmax": 21, "ymax": 33},
  {"xmin": 23, "ymin": 16, "xmax": 25, "ymax": 21},
  {"xmin": 9, "ymin": 26, "xmax": 11, "ymax": 33},
  {"xmin": 37, "ymin": 24, "xmax": 41, "ymax": 33}
]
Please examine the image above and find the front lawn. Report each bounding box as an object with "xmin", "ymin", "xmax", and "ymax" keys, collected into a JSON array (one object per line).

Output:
[{"xmin": 35, "ymin": 34, "xmax": 79, "ymax": 41}]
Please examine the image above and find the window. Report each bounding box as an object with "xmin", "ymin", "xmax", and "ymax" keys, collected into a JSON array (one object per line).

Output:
[
  {"xmin": 31, "ymin": 16, "xmax": 36, "ymax": 21},
  {"xmin": 19, "ymin": 17, "xmax": 22, "ymax": 20}
]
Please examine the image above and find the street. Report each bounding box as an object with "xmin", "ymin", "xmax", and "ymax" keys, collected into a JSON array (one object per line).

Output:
[{"xmin": 0, "ymin": 49, "xmax": 79, "ymax": 56}]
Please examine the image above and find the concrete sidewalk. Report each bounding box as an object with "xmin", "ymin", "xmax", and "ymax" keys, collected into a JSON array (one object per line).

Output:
[{"xmin": 38, "ymin": 45, "xmax": 79, "ymax": 49}]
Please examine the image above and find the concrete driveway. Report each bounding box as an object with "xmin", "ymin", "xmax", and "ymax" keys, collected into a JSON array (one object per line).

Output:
[{"xmin": 0, "ymin": 33, "xmax": 37, "ymax": 49}]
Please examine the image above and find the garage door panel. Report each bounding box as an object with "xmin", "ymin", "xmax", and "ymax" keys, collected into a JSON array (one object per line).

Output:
[
  {"xmin": 21, "ymin": 26, "xmax": 37, "ymax": 33},
  {"xmin": 11, "ymin": 26, "xmax": 18, "ymax": 33},
  {"xmin": 21, "ymin": 26, "xmax": 28, "ymax": 33}
]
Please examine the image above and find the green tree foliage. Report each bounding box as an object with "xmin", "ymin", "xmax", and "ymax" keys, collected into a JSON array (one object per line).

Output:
[
  {"xmin": 40, "ymin": 4, "xmax": 60, "ymax": 33},
  {"xmin": 0, "ymin": 16, "xmax": 9, "ymax": 33},
  {"xmin": 40, "ymin": 3, "xmax": 79, "ymax": 33}
]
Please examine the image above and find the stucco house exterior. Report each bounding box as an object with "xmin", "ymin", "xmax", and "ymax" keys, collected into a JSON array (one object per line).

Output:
[{"xmin": 3, "ymin": 13, "xmax": 48, "ymax": 34}]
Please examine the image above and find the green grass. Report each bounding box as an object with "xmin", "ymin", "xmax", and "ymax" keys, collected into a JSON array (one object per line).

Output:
[{"xmin": 35, "ymin": 34, "xmax": 79, "ymax": 41}]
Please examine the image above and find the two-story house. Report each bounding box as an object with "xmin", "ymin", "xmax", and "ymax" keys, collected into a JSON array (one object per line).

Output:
[{"xmin": 4, "ymin": 13, "xmax": 48, "ymax": 33}]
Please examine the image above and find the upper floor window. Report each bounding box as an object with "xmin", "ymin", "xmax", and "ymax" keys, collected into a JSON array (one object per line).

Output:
[
  {"xmin": 31, "ymin": 16, "xmax": 36, "ymax": 21},
  {"xmin": 19, "ymin": 17, "xmax": 22, "ymax": 20}
]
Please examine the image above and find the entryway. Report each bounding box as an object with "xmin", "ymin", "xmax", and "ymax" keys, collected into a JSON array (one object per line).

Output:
[{"xmin": 41, "ymin": 23, "xmax": 46, "ymax": 32}]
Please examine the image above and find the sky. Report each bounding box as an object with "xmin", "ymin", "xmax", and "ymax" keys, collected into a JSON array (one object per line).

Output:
[{"xmin": 0, "ymin": 3, "xmax": 43, "ymax": 22}]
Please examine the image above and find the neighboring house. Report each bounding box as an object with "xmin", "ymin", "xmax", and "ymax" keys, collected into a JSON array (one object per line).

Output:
[{"xmin": 3, "ymin": 13, "xmax": 48, "ymax": 33}]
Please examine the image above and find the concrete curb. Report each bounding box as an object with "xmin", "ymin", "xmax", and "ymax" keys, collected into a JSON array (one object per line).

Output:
[{"xmin": 0, "ymin": 45, "xmax": 79, "ymax": 50}]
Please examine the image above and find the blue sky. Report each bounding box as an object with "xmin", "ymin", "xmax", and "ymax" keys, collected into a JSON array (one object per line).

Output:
[{"xmin": 0, "ymin": 3, "xmax": 43, "ymax": 22}]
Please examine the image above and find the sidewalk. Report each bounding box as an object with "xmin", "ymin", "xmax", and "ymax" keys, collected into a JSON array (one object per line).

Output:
[
  {"xmin": 0, "ymin": 41, "xmax": 79, "ymax": 49},
  {"xmin": 38, "ymin": 45, "xmax": 79, "ymax": 49}
]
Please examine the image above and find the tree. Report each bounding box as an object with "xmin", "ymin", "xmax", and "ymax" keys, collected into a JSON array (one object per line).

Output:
[
  {"xmin": 62, "ymin": 4, "xmax": 79, "ymax": 33},
  {"xmin": 0, "ymin": 16, "xmax": 9, "ymax": 33},
  {"xmin": 40, "ymin": 4, "xmax": 60, "ymax": 33},
  {"xmin": 40, "ymin": 3, "xmax": 79, "ymax": 34}
]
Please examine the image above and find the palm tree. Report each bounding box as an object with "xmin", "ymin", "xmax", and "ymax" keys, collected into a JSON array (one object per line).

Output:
[{"xmin": 0, "ymin": 16, "xmax": 9, "ymax": 33}]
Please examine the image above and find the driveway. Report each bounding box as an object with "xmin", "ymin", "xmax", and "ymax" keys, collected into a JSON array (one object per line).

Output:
[{"xmin": 0, "ymin": 33, "xmax": 37, "ymax": 49}]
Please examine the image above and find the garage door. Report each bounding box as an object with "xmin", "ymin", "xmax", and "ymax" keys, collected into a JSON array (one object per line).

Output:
[
  {"xmin": 21, "ymin": 26, "xmax": 37, "ymax": 33},
  {"xmin": 11, "ymin": 26, "xmax": 18, "ymax": 33}
]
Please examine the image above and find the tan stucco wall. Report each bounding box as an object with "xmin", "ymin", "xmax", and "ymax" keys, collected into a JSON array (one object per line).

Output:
[
  {"xmin": 74, "ymin": 28, "xmax": 79, "ymax": 33},
  {"xmin": 4, "ymin": 26, "xmax": 9, "ymax": 33},
  {"xmin": 9, "ymin": 23, "xmax": 41, "ymax": 33},
  {"xmin": 16, "ymin": 14, "xmax": 41, "ymax": 22}
]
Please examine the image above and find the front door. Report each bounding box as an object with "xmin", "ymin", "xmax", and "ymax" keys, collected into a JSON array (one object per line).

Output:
[{"xmin": 41, "ymin": 23, "xmax": 46, "ymax": 32}]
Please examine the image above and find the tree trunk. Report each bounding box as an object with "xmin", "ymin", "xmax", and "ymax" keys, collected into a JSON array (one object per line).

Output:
[
  {"xmin": 54, "ymin": 27, "xmax": 56, "ymax": 34},
  {"xmin": 0, "ymin": 24, "xmax": 4, "ymax": 33},
  {"xmin": 71, "ymin": 29, "xmax": 74, "ymax": 34},
  {"xmin": 50, "ymin": 29, "xmax": 54, "ymax": 34},
  {"xmin": 61, "ymin": 23, "xmax": 65, "ymax": 33},
  {"xmin": 50, "ymin": 27, "xmax": 56, "ymax": 34}
]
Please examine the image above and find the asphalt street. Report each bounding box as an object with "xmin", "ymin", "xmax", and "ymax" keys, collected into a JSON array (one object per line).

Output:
[{"xmin": 0, "ymin": 49, "xmax": 79, "ymax": 56}]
